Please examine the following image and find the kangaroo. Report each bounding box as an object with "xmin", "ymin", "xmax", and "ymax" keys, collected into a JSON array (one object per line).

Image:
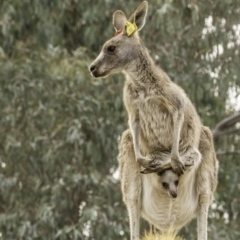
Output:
[
  {"xmin": 90, "ymin": 1, "xmax": 202, "ymax": 175},
  {"xmin": 89, "ymin": 1, "xmax": 218, "ymax": 239},
  {"xmin": 157, "ymin": 169, "xmax": 179, "ymax": 199}
]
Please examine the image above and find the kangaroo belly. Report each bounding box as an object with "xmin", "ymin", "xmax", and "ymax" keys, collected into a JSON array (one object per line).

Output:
[{"xmin": 141, "ymin": 170, "xmax": 199, "ymax": 231}]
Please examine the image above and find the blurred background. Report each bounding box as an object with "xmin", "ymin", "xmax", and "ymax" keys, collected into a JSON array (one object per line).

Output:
[{"xmin": 0, "ymin": 0, "xmax": 240, "ymax": 239}]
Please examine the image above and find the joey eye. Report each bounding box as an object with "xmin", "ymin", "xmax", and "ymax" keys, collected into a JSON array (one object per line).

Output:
[
  {"xmin": 107, "ymin": 46, "xmax": 116, "ymax": 52},
  {"xmin": 175, "ymin": 180, "xmax": 179, "ymax": 186},
  {"xmin": 162, "ymin": 182, "xmax": 168, "ymax": 189}
]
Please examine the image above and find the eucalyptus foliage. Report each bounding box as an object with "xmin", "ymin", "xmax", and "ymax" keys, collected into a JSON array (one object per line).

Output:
[{"xmin": 0, "ymin": 0, "xmax": 240, "ymax": 239}]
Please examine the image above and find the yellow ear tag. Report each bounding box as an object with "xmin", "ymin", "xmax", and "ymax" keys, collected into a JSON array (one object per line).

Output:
[{"xmin": 125, "ymin": 22, "xmax": 138, "ymax": 36}]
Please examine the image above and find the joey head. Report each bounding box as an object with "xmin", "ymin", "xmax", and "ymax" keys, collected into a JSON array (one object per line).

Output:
[{"xmin": 158, "ymin": 169, "xmax": 179, "ymax": 198}]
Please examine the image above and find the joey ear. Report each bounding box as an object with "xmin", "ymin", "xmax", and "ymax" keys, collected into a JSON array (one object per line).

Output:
[
  {"xmin": 112, "ymin": 10, "xmax": 127, "ymax": 31},
  {"xmin": 129, "ymin": 1, "xmax": 148, "ymax": 31},
  {"xmin": 157, "ymin": 169, "xmax": 166, "ymax": 176}
]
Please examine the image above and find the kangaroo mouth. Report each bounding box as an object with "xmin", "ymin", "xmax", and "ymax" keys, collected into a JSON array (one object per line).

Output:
[{"xmin": 90, "ymin": 69, "xmax": 109, "ymax": 78}]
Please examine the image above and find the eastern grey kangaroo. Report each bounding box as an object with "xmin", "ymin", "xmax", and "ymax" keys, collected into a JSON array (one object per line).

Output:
[
  {"xmin": 90, "ymin": 1, "xmax": 201, "ymax": 175},
  {"xmin": 90, "ymin": 1, "xmax": 218, "ymax": 239}
]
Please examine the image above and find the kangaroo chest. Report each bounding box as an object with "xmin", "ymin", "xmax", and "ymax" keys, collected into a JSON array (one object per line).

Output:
[{"xmin": 124, "ymin": 81, "xmax": 174, "ymax": 152}]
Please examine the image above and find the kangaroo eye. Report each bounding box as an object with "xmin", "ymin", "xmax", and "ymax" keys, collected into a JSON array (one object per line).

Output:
[
  {"xmin": 107, "ymin": 46, "xmax": 116, "ymax": 52},
  {"xmin": 162, "ymin": 182, "xmax": 168, "ymax": 189},
  {"xmin": 175, "ymin": 180, "xmax": 179, "ymax": 186}
]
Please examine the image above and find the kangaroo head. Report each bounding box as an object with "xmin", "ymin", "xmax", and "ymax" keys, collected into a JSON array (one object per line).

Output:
[
  {"xmin": 89, "ymin": 1, "xmax": 148, "ymax": 78},
  {"xmin": 158, "ymin": 169, "xmax": 179, "ymax": 198}
]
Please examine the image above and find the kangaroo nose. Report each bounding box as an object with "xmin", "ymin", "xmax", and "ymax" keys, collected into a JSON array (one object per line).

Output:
[
  {"xmin": 171, "ymin": 192, "xmax": 177, "ymax": 198},
  {"xmin": 90, "ymin": 65, "xmax": 96, "ymax": 72}
]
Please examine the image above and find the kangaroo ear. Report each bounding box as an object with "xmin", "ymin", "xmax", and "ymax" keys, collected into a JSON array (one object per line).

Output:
[
  {"xmin": 129, "ymin": 1, "xmax": 148, "ymax": 31},
  {"xmin": 112, "ymin": 10, "xmax": 127, "ymax": 31}
]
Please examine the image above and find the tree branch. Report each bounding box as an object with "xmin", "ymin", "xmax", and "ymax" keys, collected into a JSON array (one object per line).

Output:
[
  {"xmin": 212, "ymin": 112, "xmax": 240, "ymax": 138},
  {"xmin": 213, "ymin": 127, "xmax": 240, "ymax": 138}
]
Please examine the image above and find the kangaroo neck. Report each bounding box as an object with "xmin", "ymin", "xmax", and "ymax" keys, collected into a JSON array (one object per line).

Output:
[{"xmin": 124, "ymin": 41, "xmax": 167, "ymax": 85}]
